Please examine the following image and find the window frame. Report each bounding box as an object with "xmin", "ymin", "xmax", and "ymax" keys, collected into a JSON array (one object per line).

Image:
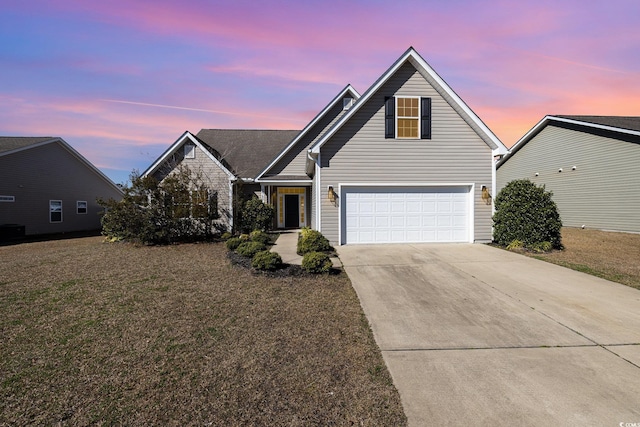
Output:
[
  {"xmin": 184, "ymin": 143, "xmax": 196, "ymax": 159},
  {"xmin": 77, "ymin": 200, "xmax": 88, "ymax": 214},
  {"xmin": 395, "ymin": 96, "xmax": 420, "ymax": 139},
  {"xmin": 49, "ymin": 200, "xmax": 63, "ymax": 223}
]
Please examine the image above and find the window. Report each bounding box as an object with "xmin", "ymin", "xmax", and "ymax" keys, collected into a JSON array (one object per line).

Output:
[
  {"xmin": 396, "ymin": 97, "xmax": 419, "ymax": 138},
  {"xmin": 171, "ymin": 190, "xmax": 218, "ymax": 219},
  {"xmin": 50, "ymin": 200, "xmax": 62, "ymax": 223},
  {"xmin": 184, "ymin": 143, "xmax": 195, "ymax": 159},
  {"xmin": 0, "ymin": 195, "xmax": 15, "ymax": 202},
  {"xmin": 77, "ymin": 201, "xmax": 87, "ymax": 214},
  {"xmin": 385, "ymin": 96, "xmax": 432, "ymax": 140},
  {"xmin": 343, "ymin": 97, "xmax": 355, "ymax": 110}
]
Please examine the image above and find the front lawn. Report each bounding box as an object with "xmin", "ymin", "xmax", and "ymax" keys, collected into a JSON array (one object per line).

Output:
[
  {"xmin": 0, "ymin": 237, "xmax": 406, "ymax": 425},
  {"xmin": 526, "ymin": 227, "xmax": 640, "ymax": 289}
]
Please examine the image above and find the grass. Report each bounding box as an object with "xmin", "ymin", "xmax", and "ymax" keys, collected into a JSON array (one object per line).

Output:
[
  {"xmin": 523, "ymin": 227, "xmax": 640, "ymax": 289},
  {"xmin": 0, "ymin": 237, "xmax": 406, "ymax": 426}
]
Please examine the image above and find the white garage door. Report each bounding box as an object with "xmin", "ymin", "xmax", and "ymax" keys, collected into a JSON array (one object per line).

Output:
[{"xmin": 342, "ymin": 186, "xmax": 471, "ymax": 244}]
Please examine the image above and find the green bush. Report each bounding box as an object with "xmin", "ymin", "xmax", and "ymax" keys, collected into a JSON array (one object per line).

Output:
[
  {"xmin": 221, "ymin": 232, "xmax": 233, "ymax": 240},
  {"xmin": 493, "ymin": 179, "xmax": 563, "ymax": 250},
  {"xmin": 250, "ymin": 230, "xmax": 271, "ymax": 245},
  {"xmin": 297, "ymin": 229, "xmax": 332, "ymax": 255},
  {"xmin": 236, "ymin": 241, "xmax": 267, "ymax": 258},
  {"xmin": 529, "ymin": 241, "xmax": 553, "ymax": 253},
  {"xmin": 239, "ymin": 233, "xmax": 250, "ymax": 241},
  {"xmin": 251, "ymin": 250, "xmax": 282, "ymax": 271},
  {"xmin": 301, "ymin": 251, "xmax": 332, "ymax": 274},
  {"xmin": 238, "ymin": 197, "xmax": 274, "ymax": 233},
  {"xmin": 226, "ymin": 237, "xmax": 242, "ymax": 251},
  {"xmin": 506, "ymin": 239, "xmax": 524, "ymax": 251}
]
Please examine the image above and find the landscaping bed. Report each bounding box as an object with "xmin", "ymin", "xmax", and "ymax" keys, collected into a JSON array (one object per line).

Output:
[{"xmin": 0, "ymin": 237, "xmax": 406, "ymax": 425}]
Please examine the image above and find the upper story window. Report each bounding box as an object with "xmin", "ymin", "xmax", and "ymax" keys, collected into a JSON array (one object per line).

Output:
[
  {"xmin": 184, "ymin": 143, "xmax": 195, "ymax": 159},
  {"xmin": 343, "ymin": 97, "xmax": 355, "ymax": 110},
  {"xmin": 396, "ymin": 97, "xmax": 419, "ymax": 138},
  {"xmin": 385, "ymin": 96, "xmax": 432, "ymax": 140}
]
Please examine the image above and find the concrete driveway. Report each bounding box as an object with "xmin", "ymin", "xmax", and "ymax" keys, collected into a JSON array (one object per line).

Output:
[{"xmin": 337, "ymin": 243, "xmax": 640, "ymax": 426}]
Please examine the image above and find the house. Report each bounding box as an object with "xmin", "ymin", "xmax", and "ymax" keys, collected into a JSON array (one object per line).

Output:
[
  {"xmin": 145, "ymin": 47, "xmax": 507, "ymax": 245},
  {"xmin": 142, "ymin": 129, "xmax": 301, "ymax": 231},
  {"xmin": 0, "ymin": 137, "xmax": 123, "ymax": 238},
  {"xmin": 497, "ymin": 115, "xmax": 640, "ymax": 233}
]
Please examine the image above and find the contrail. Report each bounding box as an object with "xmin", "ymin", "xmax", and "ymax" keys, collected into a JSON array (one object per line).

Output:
[{"xmin": 100, "ymin": 99, "xmax": 306, "ymax": 122}]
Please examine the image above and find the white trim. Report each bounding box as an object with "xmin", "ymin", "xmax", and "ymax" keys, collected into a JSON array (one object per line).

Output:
[
  {"xmin": 142, "ymin": 131, "xmax": 235, "ymax": 180},
  {"xmin": 337, "ymin": 183, "xmax": 475, "ymax": 245},
  {"xmin": 255, "ymin": 85, "xmax": 361, "ymax": 181},
  {"xmin": 228, "ymin": 179, "xmax": 234, "ymax": 230},
  {"xmin": 395, "ymin": 95, "xmax": 421, "ymax": 139},
  {"xmin": 257, "ymin": 179, "xmax": 312, "ymax": 186},
  {"xmin": 310, "ymin": 47, "xmax": 507, "ymax": 155},
  {"xmin": 0, "ymin": 195, "xmax": 15, "ymax": 202},
  {"xmin": 316, "ymin": 153, "xmax": 322, "ymax": 231}
]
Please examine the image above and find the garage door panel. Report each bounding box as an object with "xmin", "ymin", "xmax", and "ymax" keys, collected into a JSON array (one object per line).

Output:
[{"xmin": 343, "ymin": 186, "xmax": 470, "ymax": 244}]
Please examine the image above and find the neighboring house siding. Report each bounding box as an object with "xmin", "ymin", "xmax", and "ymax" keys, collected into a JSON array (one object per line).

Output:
[
  {"xmin": 266, "ymin": 101, "xmax": 345, "ymax": 177},
  {"xmin": 152, "ymin": 144, "xmax": 233, "ymax": 231},
  {"xmin": 319, "ymin": 62, "xmax": 493, "ymax": 244},
  {"xmin": 0, "ymin": 143, "xmax": 122, "ymax": 235},
  {"xmin": 497, "ymin": 125, "xmax": 640, "ymax": 233}
]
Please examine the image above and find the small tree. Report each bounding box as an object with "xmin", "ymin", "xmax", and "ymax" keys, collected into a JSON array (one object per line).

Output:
[
  {"xmin": 493, "ymin": 179, "xmax": 563, "ymax": 250},
  {"xmin": 99, "ymin": 168, "xmax": 223, "ymax": 244},
  {"xmin": 238, "ymin": 197, "xmax": 274, "ymax": 233}
]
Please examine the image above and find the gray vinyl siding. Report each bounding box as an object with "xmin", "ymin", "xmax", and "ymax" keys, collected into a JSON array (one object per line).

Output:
[
  {"xmin": 497, "ymin": 125, "xmax": 640, "ymax": 233},
  {"xmin": 319, "ymin": 62, "xmax": 493, "ymax": 244},
  {"xmin": 0, "ymin": 142, "xmax": 122, "ymax": 235},
  {"xmin": 265, "ymin": 101, "xmax": 346, "ymax": 177},
  {"xmin": 152, "ymin": 144, "xmax": 233, "ymax": 231}
]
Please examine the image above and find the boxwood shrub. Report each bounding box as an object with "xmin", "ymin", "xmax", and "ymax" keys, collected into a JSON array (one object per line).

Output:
[
  {"xmin": 236, "ymin": 241, "xmax": 267, "ymax": 258},
  {"xmin": 493, "ymin": 179, "xmax": 562, "ymax": 250},
  {"xmin": 251, "ymin": 250, "xmax": 282, "ymax": 271},
  {"xmin": 249, "ymin": 230, "xmax": 271, "ymax": 245},
  {"xmin": 301, "ymin": 251, "xmax": 332, "ymax": 274},
  {"xmin": 297, "ymin": 229, "xmax": 332, "ymax": 255},
  {"xmin": 225, "ymin": 237, "xmax": 242, "ymax": 251}
]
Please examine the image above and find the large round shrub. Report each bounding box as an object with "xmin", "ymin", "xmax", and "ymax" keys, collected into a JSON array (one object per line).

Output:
[
  {"xmin": 301, "ymin": 251, "xmax": 332, "ymax": 274},
  {"xmin": 297, "ymin": 229, "xmax": 332, "ymax": 255},
  {"xmin": 251, "ymin": 250, "xmax": 282, "ymax": 271},
  {"xmin": 236, "ymin": 241, "xmax": 267, "ymax": 257},
  {"xmin": 493, "ymin": 179, "xmax": 562, "ymax": 249},
  {"xmin": 249, "ymin": 230, "xmax": 271, "ymax": 245}
]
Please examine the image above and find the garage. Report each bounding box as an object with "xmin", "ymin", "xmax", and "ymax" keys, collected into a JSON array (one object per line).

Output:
[{"xmin": 341, "ymin": 186, "xmax": 471, "ymax": 244}]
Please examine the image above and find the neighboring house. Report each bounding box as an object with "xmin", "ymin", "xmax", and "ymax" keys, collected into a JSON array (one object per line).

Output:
[
  {"xmin": 142, "ymin": 129, "xmax": 301, "ymax": 231},
  {"xmin": 497, "ymin": 115, "xmax": 640, "ymax": 233},
  {"xmin": 145, "ymin": 47, "xmax": 507, "ymax": 245},
  {"xmin": 0, "ymin": 137, "xmax": 123, "ymax": 237}
]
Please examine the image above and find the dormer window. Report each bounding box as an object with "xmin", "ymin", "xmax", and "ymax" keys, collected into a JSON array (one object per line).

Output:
[
  {"xmin": 184, "ymin": 143, "xmax": 195, "ymax": 159},
  {"xmin": 343, "ymin": 97, "xmax": 355, "ymax": 110}
]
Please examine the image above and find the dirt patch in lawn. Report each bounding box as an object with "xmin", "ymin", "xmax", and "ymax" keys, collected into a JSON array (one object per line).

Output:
[
  {"xmin": 0, "ymin": 237, "xmax": 406, "ymax": 426},
  {"xmin": 524, "ymin": 227, "xmax": 640, "ymax": 289}
]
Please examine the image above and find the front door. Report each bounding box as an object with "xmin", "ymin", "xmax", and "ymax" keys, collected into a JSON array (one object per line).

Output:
[{"xmin": 284, "ymin": 194, "xmax": 300, "ymax": 228}]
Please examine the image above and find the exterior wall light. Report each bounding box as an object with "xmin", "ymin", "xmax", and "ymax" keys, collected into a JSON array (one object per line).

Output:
[
  {"xmin": 481, "ymin": 185, "xmax": 492, "ymax": 205},
  {"xmin": 327, "ymin": 186, "xmax": 336, "ymax": 203}
]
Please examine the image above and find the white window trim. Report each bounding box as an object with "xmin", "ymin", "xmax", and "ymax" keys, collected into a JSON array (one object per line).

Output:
[
  {"xmin": 395, "ymin": 95, "xmax": 420, "ymax": 139},
  {"xmin": 50, "ymin": 200, "xmax": 63, "ymax": 223},
  {"xmin": 77, "ymin": 200, "xmax": 88, "ymax": 214}
]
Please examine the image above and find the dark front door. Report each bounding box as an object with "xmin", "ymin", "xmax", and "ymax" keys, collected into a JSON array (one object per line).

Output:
[{"xmin": 284, "ymin": 194, "xmax": 299, "ymax": 228}]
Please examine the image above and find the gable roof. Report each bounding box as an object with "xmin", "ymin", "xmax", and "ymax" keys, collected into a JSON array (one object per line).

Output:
[
  {"xmin": 497, "ymin": 115, "xmax": 640, "ymax": 168},
  {"xmin": 309, "ymin": 47, "xmax": 507, "ymax": 155},
  {"xmin": 196, "ymin": 129, "xmax": 299, "ymax": 180},
  {"xmin": 0, "ymin": 136, "xmax": 123, "ymax": 193},
  {"xmin": 255, "ymin": 84, "xmax": 361, "ymax": 181}
]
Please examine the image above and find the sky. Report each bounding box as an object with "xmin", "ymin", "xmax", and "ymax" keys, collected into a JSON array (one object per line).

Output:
[{"xmin": 1, "ymin": 0, "xmax": 639, "ymax": 185}]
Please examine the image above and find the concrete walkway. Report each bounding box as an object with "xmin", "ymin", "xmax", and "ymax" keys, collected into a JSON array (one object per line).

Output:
[
  {"xmin": 270, "ymin": 230, "xmax": 342, "ymax": 268},
  {"xmin": 338, "ymin": 243, "xmax": 640, "ymax": 426}
]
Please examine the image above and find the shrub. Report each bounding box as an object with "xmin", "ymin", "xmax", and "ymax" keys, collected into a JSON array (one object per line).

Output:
[
  {"xmin": 250, "ymin": 230, "xmax": 271, "ymax": 245},
  {"xmin": 238, "ymin": 197, "xmax": 274, "ymax": 233},
  {"xmin": 226, "ymin": 237, "xmax": 242, "ymax": 251},
  {"xmin": 529, "ymin": 241, "xmax": 553, "ymax": 253},
  {"xmin": 236, "ymin": 241, "xmax": 267, "ymax": 258},
  {"xmin": 297, "ymin": 229, "xmax": 332, "ymax": 255},
  {"xmin": 506, "ymin": 239, "xmax": 524, "ymax": 251},
  {"xmin": 221, "ymin": 232, "xmax": 233, "ymax": 240},
  {"xmin": 251, "ymin": 250, "xmax": 282, "ymax": 271},
  {"xmin": 239, "ymin": 233, "xmax": 250, "ymax": 241},
  {"xmin": 493, "ymin": 179, "xmax": 563, "ymax": 250},
  {"xmin": 301, "ymin": 251, "xmax": 332, "ymax": 274}
]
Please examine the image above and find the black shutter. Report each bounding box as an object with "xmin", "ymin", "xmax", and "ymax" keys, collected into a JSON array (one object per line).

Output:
[
  {"xmin": 421, "ymin": 97, "xmax": 432, "ymax": 139},
  {"xmin": 384, "ymin": 96, "xmax": 395, "ymax": 139}
]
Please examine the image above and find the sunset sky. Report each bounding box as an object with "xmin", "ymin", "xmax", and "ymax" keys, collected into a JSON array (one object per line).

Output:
[{"xmin": 2, "ymin": 0, "xmax": 638, "ymax": 185}]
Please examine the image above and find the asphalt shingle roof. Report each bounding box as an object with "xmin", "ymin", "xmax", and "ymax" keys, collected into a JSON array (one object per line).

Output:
[
  {"xmin": 554, "ymin": 116, "xmax": 640, "ymax": 133},
  {"xmin": 0, "ymin": 137, "xmax": 56, "ymax": 155},
  {"xmin": 195, "ymin": 129, "xmax": 300, "ymax": 179}
]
